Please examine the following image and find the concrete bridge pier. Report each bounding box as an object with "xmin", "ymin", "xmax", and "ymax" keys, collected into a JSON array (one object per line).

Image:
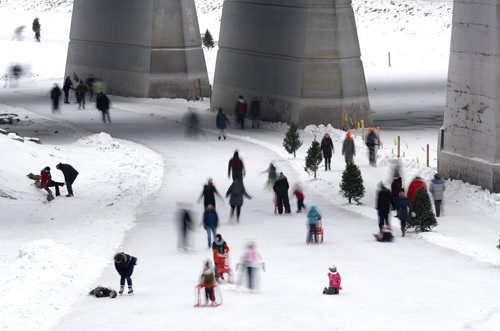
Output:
[{"xmin": 65, "ymin": 0, "xmax": 210, "ymax": 99}]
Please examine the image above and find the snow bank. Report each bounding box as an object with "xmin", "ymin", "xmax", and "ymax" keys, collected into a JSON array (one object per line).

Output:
[{"xmin": 0, "ymin": 121, "xmax": 163, "ymax": 330}]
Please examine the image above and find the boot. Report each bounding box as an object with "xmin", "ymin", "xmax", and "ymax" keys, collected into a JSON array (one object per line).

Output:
[
  {"xmin": 119, "ymin": 285, "xmax": 124, "ymax": 295},
  {"xmin": 47, "ymin": 193, "xmax": 54, "ymax": 201},
  {"xmin": 128, "ymin": 286, "xmax": 133, "ymax": 294}
]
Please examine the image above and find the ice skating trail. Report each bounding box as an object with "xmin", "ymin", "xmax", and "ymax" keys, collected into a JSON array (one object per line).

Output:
[{"xmin": 1, "ymin": 83, "xmax": 500, "ymax": 331}]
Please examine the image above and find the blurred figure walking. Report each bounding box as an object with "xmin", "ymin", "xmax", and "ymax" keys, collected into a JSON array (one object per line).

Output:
[
  {"xmin": 96, "ymin": 91, "xmax": 111, "ymax": 123},
  {"xmin": 50, "ymin": 83, "xmax": 61, "ymax": 113}
]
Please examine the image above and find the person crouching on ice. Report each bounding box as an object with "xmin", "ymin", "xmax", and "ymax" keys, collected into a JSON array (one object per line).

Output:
[
  {"xmin": 323, "ymin": 265, "xmax": 342, "ymax": 295},
  {"xmin": 200, "ymin": 259, "xmax": 216, "ymax": 304}
]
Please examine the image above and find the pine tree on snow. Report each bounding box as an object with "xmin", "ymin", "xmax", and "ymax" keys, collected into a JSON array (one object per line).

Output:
[
  {"xmin": 283, "ymin": 122, "xmax": 302, "ymax": 157},
  {"xmin": 408, "ymin": 187, "xmax": 437, "ymax": 232},
  {"xmin": 304, "ymin": 139, "xmax": 322, "ymax": 179},
  {"xmin": 339, "ymin": 162, "xmax": 365, "ymax": 204},
  {"xmin": 203, "ymin": 29, "xmax": 215, "ymax": 49}
]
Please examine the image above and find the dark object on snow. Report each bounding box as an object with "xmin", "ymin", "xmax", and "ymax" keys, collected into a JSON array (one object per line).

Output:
[{"xmin": 89, "ymin": 286, "xmax": 117, "ymax": 298}]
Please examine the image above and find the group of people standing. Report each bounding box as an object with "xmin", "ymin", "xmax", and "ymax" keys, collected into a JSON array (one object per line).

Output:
[
  {"xmin": 376, "ymin": 172, "xmax": 446, "ymax": 239},
  {"xmin": 49, "ymin": 75, "xmax": 111, "ymax": 123},
  {"xmin": 215, "ymin": 95, "xmax": 261, "ymax": 140}
]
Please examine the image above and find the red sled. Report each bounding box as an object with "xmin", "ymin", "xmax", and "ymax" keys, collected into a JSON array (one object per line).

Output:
[
  {"xmin": 194, "ymin": 284, "xmax": 223, "ymax": 308},
  {"xmin": 215, "ymin": 255, "xmax": 234, "ymax": 283},
  {"xmin": 316, "ymin": 219, "xmax": 324, "ymax": 243}
]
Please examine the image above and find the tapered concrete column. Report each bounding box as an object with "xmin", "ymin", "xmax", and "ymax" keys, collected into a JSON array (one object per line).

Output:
[
  {"xmin": 211, "ymin": 0, "xmax": 371, "ymax": 127},
  {"xmin": 65, "ymin": 0, "xmax": 210, "ymax": 99},
  {"xmin": 438, "ymin": 0, "xmax": 500, "ymax": 192}
]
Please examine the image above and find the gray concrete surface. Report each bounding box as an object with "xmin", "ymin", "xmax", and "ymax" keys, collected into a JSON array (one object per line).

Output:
[
  {"xmin": 211, "ymin": 0, "xmax": 371, "ymax": 128},
  {"xmin": 65, "ymin": 0, "xmax": 210, "ymax": 99},
  {"xmin": 439, "ymin": 0, "xmax": 500, "ymax": 192}
]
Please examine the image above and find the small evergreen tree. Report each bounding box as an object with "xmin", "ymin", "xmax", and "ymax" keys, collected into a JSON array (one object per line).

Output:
[
  {"xmin": 203, "ymin": 29, "xmax": 215, "ymax": 49},
  {"xmin": 32, "ymin": 17, "xmax": 41, "ymax": 42},
  {"xmin": 408, "ymin": 187, "xmax": 437, "ymax": 232},
  {"xmin": 304, "ymin": 139, "xmax": 322, "ymax": 179},
  {"xmin": 283, "ymin": 122, "xmax": 302, "ymax": 157},
  {"xmin": 339, "ymin": 162, "xmax": 365, "ymax": 204}
]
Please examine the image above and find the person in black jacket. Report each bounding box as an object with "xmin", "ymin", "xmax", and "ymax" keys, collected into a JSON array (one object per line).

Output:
[
  {"xmin": 62, "ymin": 76, "xmax": 73, "ymax": 104},
  {"xmin": 50, "ymin": 84, "xmax": 61, "ymax": 113},
  {"xmin": 320, "ymin": 133, "xmax": 334, "ymax": 171},
  {"xmin": 395, "ymin": 189, "xmax": 410, "ymax": 237},
  {"xmin": 273, "ymin": 172, "xmax": 291, "ymax": 214},
  {"xmin": 376, "ymin": 182, "xmax": 394, "ymax": 231},
  {"xmin": 114, "ymin": 252, "xmax": 137, "ymax": 295},
  {"xmin": 56, "ymin": 163, "xmax": 79, "ymax": 197},
  {"xmin": 96, "ymin": 92, "xmax": 111, "ymax": 123},
  {"xmin": 198, "ymin": 178, "xmax": 223, "ymax": 209}
]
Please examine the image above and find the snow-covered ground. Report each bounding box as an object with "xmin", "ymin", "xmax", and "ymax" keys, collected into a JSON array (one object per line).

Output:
[{"xmin": 1, "ymin": 1, "xmax": 500, "ymax": 331}]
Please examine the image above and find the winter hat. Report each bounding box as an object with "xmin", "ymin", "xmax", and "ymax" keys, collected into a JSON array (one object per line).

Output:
[
  {"xmin": 329, "ymin": 265, "xmax": 337, "ymax": 272},
  {"xmin": 114, "ymin": 252, "xmax": 126, "ymax": 264},
  {"xmin": 218, "ymin": 107, "xmax": 223, "ymax": 112},
  {"xmin": 44, "ymin": 166, "xmax": 51, "ymax": 172},
  {"xmin": 434, "ymin": 173, "xmax": 440, "ymax": 180},
  {"xmin": 346, "ymin": 131, "xmax": 351, "ymax": 138}
]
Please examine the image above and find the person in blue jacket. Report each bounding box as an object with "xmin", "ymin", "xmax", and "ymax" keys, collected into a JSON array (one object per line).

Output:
[
  {"xmin": 202, "ymin": 204, "xmax": 219, "ymax": 248},
  {"xmin": 216, "ymin": 107, "xmax": 230, "ymax": 140},
  {"xmin": 395, "ymin": 189, "xmax": 410, "ymax": 237},
  {"xmin": 307, "ymin": 205, "xmax": 321, "ymax": 244}
]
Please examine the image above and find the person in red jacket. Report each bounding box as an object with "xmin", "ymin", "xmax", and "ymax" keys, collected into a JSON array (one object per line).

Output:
[
  {"xmin": 323, "ymin": 265, "xmax": 342, "ymax": 295},
  {"xmin": 40, "ymin": 166, "xmax": 64, "ymax": 200},
  {"xmin": 407, "ymin": 176, "xmax": 426, "ymax": 205},
  {"xmin": 293, "ymin": 183, "xmax": 306, "ymax": 213},
  {"xmin": 228, "ymin": 150, "xmax": 245, "ymax": 181},
  {"xmin": 212, "ymin": 234, "xmax": 230, "ymax": 280}
]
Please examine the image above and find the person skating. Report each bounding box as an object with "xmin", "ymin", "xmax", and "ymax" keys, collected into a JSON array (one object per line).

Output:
[
  {"xmin": 177, "ymin": 203, "xmax": 194, "ymax": 251},
  {"xmin": 323, "ymin": 265, "xmax": 342, "ymax": 295},
  {"xmin": 212, "ymin": 234, "xmax": 230, "ymax": 281},
  {"xmin": 50, "ymin": 83, "xmax": 61, "ymax": 113},
  {"xmin": 320, "ymin": 133, "xmax": 335, "ymax": 171},
  {"xmin": 75, "ymin": 80, "xmax": 88, "ymax": 110},
  {"xmin": 262, "ymin": 162, "xmax": 277, "ymax": 188},
  {"xmin": 96, "ymin": 91, "xmax": 111, "ymax": 123},
  {"xmin": 239, "ymin": 241, "xmax": 265, "ymax": 290},
  {"xmin": 341, "ymin": 131, "xmax": 355, "ymax": 164},
  {"xmin": 56, "ymin": 163, "xmax": 78, "ymax": 197},
  {"xmin": 228, "ymin": 150, "xmax": 245, "ymax": 181},
  {"xmin": 391, "ymin": 173, "xmax": 403, "ymax": 199},
  {"xmin": 114, "ymin": 252, "xmax": 137, "ymax": 295},
  {"xmin": 200, "ymin": 259, "xmax": 216, "ymax": 304},
  {"xmin": 395, "ymin": 189, "xmax": 410, "ymax": 237},
  {"xmin": 293, "ymin": 183, "xmax": 306, "ymax": 213},
  {"xmin": 273, "ymin": 172, "xmax": 291, "ymax": 215},
  {"xmin": 376, "ymin": 182, "xmax": 394, "ymax": 231},
  {"xmin": 89, "ymin": 286, "xmax": 117, "ymax": 298},
  {"xmin": 40, "ymin": 166, "xmax": 64, "ymax": 201},
  {"xmin": 249, "ymin": 97, "xmax": 260, "ymax": 129},
  {"xmin": 234, "ymin": 95, "xmax": 247, "ymax": 130},
  {"xmin": 226, "ymin": 179, "xmax": 252, "ymax": 223},
  {"xmin": 365, "ymin": 128, "xmax": 380, "ymax": 166},
  {"xmin": 202, "ymin": 204, "xmax": 219, "ymax": 248},
  {"xmin": 198, "ymin": 178, "xmax": 223, "ymax": 209},
  {"xmin": 429, "ymin": 173, "xmax": 445, "ymax": 217},
  {"xmin": 306, "ymin": 205, "xmax": 321, "ymax": 244},
  {"xmin": 374, "ymin": 225, "xmax": 394, "ymax": 242},
  {"xmin": 216, "ymin": 107, "xmax": 230, "ymax": 140},
  {"xmin": 62, "ymin": 76, "xmax": 73, "ymax": 104}
]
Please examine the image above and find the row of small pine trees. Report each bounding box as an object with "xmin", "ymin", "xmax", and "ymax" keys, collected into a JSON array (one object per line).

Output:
[{"xmin": 283, "ymin": 123, "xmax": 438, "ymax": 233}]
